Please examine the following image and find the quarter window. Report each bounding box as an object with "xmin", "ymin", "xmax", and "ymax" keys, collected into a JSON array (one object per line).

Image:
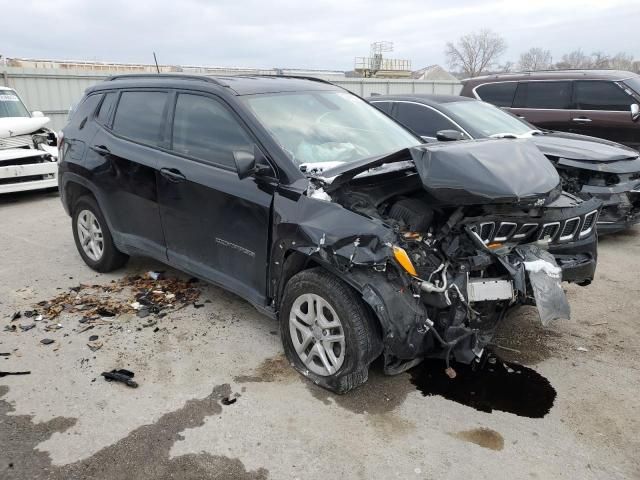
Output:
[
  {"xmin": 68, "ymin": 94, "xmax": 102, "ymax": 129},
  {"xmin": 171, "ymin": 93, "xmax": 253, "ymax": 168},
  {"xmin": 96, "ymin": 92, "xmax": 117, "ymax": 125},
  {"xmin": 513, "ymin": 81, "xmax": 571, "ymax": 109},
  {"xmin": 112, "ymin": 91, "xmax": 168, "ymax": 146},
  {"xmin": 394, "ymin": 102, "xmax": 458, "ymax": 138},
  {"xmin": 475, "ymin": 82, "xmax": 517, "ymax": 107},
  {"xmin": 574, "ymin": 81, "xmax": 633, "ymax": 111}
]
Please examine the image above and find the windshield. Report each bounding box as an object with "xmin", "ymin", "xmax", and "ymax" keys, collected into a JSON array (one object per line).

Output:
[
  {"xmin": 444, "ymin": 100, "xmax": 538, "ymax": 138},
  {"xmin": 623, "ymin": 77, "xmax": 640, "ymax": 96},
  {"xmin": 241, "ymin": 90, "xmax": 420, "ymax": 167},
  {"xmin": 0, "ymin": 90, "xmax": 30, "ymax": 118}
]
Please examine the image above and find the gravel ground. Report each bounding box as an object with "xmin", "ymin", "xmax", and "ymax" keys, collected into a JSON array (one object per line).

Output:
[{"xmin": 1, "ymin": 190, "xmax": 639, "ymax": 480}]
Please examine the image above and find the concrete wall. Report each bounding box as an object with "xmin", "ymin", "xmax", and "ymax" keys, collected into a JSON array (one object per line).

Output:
[{"xmin": 1, "ymin": 67, "xmax": 461, "ymax": 131}]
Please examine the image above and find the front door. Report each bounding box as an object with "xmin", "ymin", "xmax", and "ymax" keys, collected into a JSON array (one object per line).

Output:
[{"xmin": 157, "ymin": 91, "xmax": 274, "ymax": 305}]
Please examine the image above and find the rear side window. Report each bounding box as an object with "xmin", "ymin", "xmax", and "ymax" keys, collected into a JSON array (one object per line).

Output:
[
  {"xmin": 475, "ymin": 82, "xmax": 517, "ymax": 107},
  {"xmin": 68, "ymin": 94, "xmax": 102, "ymax": 129},
  {"xmin": 371, "ymin": 101, "xmax": 393, "ymax": 115},
  {"xmin": 574, "ymin": 81, "xmax": 633, "ymax": 111},
  {"xmin": 513, "ymin": 81, "xmax": 571, "ymax": 109},
  {"xmin": 112, "ymin": 91, "xmax": 168, "ymax": 145},
  {"xmin": 171, "ymin": 93, "xmax": 253, "ymax": 169},
  {"xmin": 394, "ymin": 102, "xmax": 458, "ymax": 138},
  {"xmin": 96, "ymin": 92, "xmax": 117, "ymax": 125}
]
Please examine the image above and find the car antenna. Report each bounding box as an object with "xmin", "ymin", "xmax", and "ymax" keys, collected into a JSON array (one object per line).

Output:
[{"xmin": 153, "ymin": 52, "xmax": 160, "ymax": 73}]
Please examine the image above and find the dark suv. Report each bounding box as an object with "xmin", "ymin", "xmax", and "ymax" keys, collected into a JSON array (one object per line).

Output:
[
  {"xmin": 460, "ymin": 70, "xmax": 640, "ymax": 150},
  {"xmin": 59, "ymin": 74, "xmax": 598, "ymax": 393}
]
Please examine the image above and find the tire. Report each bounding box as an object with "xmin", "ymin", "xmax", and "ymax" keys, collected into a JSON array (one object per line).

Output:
[
  {"xmin": 72, "ymin": 195, "xmax": 128, "ymax": 272},
  {"xmin": 280, "ymin": 268, "xmax": 382, "ymax": 394}
]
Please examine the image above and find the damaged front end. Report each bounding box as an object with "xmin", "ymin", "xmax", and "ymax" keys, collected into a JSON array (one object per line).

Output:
[
  {"xmin": 276, "ymin": 140, "xmax": 599, "ymax": 374},
  {"xmin": 0, "ymin": 90, "xmax": 58, "ymax": 194},
  {"xmin": 532, "ymin": 132, "xmax": 640, "ymax": 234}
]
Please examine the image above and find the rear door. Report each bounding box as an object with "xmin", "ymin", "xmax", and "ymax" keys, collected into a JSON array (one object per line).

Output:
[
  {"xmin": 569, "ymin": 80, "xmax": 638, "ymax": 145},
  {"xmin": 510, "ymin": 81, "xmax": 572, "ymax": 130},
  {"xmin": 157, "ymin": 91, "xmax": 274, "ymax": 305},
  {"xmin": 85, "ymin": 89, "xmax": 168, "ymax": 258}
]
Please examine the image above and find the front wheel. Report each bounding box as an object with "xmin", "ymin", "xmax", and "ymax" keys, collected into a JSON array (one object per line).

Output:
[{"xmin": 280, "ymin": 268, "xmax": 382, "ymax": 394}]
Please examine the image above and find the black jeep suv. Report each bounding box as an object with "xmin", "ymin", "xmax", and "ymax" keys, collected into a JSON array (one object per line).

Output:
[{"xmin": 59, "ymin": 74, "xmax": 599, "ymax": 393}]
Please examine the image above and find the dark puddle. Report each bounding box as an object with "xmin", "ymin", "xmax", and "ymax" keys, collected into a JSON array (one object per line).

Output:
[
  {"xmin": 0, "ymin": 384, "xmax": 267, "ymax": 480},
  {"xmin": 408, "ymin": 354, "xmax": 556, "ymax": 418}
]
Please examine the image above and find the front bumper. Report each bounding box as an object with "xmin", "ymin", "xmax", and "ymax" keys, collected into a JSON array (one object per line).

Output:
[
  {"xmin": 0, "ymin": 161, "xmax": 58, "ymax": 194},
  {"xmin": 548, "ymin": 233, "xmax": 597, "ymax": 283}
]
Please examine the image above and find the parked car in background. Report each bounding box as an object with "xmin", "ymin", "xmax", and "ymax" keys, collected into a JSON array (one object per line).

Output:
[
  {"xmin": 459, "ymin": 70, "xmax": 640, "ymax": 151},
  {"xmin": 368, "ymin": 94, "xmax": 640, "ymax": 233},
  {"xmin": 0, "ymin": 86, "xmax": 58, "ymax": 193},
  {"xmin": 60, "ymin": 74, "xmax": 598, "ymax": 393}
]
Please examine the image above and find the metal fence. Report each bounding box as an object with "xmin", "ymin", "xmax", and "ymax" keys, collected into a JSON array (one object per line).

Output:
[{"xmin": 1, "ymin": 67, "xmax": 461, "ymax": 131}]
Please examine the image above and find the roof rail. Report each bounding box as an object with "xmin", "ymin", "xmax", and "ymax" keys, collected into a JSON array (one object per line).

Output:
[
  {"xmin": 106, "ymin": 73, "xmax": 226, "ymax": 86},
  {"xmin": 231, "ymin": 74, "xmax": 336, "ymax": 85}
]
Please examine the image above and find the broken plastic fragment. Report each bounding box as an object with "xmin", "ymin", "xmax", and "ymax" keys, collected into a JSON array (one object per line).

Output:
[{"xmin": 523, "ymin": 259, "xmax": 562, "ymax": 279}]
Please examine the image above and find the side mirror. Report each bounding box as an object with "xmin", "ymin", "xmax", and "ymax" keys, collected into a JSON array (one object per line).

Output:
[
  {"xmin": 31, "ymin": 111, "xmax": 44, "ymax": 118},
  {"xmin": 631, "ymin": 103, "xmax": 640, "ymax": 122},
  {"xmin": 436, "ymin": 129, "xmax": 466, "ymax": 142},
  {"xmin": 233, "ymin": 146, "xmax": 274, "ymax": 180}
]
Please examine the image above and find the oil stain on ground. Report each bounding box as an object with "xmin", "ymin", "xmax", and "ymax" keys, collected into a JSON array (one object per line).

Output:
[
  {"xmin": 0, "ymin": 384, "xmax": 268, "ymax": 480},
  {"xmin": 450, "ymin": 428, "xmax": 504, "ymax": 451},
  {"xmin": 408, "ymin": 354, "xmax": 556, "ymax": 418},
  {"xmin": 233, "ymin": 354, "xmax": 296, "ymax": 383}
]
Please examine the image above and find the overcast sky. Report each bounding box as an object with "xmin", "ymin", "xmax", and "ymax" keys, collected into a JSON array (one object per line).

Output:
[{"xmin": 2, "ymin": 0, "xmax": 639, "ymax": 70}]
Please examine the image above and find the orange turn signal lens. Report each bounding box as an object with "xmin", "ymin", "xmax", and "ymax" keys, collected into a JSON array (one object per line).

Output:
[
  {"xmin": 393, "ymin": 246, "xmax": 418, "ymax": 277},
  {"xmin": 487, "ymin": 242, "xmax": 503, "ymax": 249}
]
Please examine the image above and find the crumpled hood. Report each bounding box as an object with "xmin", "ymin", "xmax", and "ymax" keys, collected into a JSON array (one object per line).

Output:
[
  {"xmin": 531, "ymin": 131, "xmax": 639, "ymax": 162},
  {"xmin": 321, "ymin": 139, "xmax": 561, "ymax": 206},
  {"xmin": 0, "ymin": 117, "xmax": 50, "ymax": 138},
  {"xmin": 413, "ymin": 139, "xmax": 561, "ymax": 206}
]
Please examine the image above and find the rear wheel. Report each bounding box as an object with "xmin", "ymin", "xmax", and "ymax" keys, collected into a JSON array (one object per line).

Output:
[
  {"xmin": 280, "ymin": 268, "xmax": 382, "ymax": 393},
  {"xmin": 72, "ymin": 195, "xmax": 128, "ymax": 272}
]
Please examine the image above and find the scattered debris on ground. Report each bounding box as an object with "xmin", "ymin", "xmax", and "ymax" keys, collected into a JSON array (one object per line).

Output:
[
  {"xmin": 101, "ymin": 369, "xmax": 138, "ymax": 388},
  {"xmin": 40, "ymin": 339, "xmax": 54, "ymax": 345},
  {"xmin": 221, "ymin": 396, "xmax": 237, "ymax": 405},
  {"xmin": 0, "ymin": 371, "xmax": 31, "ymax": 377}
]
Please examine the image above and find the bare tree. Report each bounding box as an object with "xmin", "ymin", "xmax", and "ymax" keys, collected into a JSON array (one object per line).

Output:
[
  {"xmin": 518, "ymin": 48, "xmax": 552, "ymax": 71},
  {"xmin": 445, "ymin": 29, "xmax": 507, "ymax": 77},
  {"xmin": 590, "ymin": 51, "xmax": 611, "ymax": 69},
  {"xmin": 555, "ymin": 49, "xmax": 592, "ymax": 69},
  {"xmin": 609, "ymin": 52, "xmax": 634, "ymax": 71}
]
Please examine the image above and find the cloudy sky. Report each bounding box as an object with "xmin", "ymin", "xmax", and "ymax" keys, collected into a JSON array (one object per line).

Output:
[{"xmin": 2, "ymin": 0, "xmax": 639, "ymax": 70}]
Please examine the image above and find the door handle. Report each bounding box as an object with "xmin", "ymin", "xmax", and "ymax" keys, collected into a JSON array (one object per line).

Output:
[
  {"xmin": 572, "ymin": 117, "xmax": 592, "ymax": 123},
  {"xmin": 90, "ymin": 144, "xmax": 110, "ymax": 155},
  {"xmin": 160, "ymin": 167, "xmax": 186, "ymax": 182}
]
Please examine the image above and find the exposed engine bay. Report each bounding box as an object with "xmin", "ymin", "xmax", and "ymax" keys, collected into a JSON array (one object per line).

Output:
[{"xmin": 300, "ymin": 140, "xmax": 600, "ymax": 374}]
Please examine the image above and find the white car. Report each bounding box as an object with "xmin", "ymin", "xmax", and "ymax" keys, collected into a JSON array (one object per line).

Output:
[{"xmin": 0, "ymin": 86, "xmax": 58, "ymax": 193}]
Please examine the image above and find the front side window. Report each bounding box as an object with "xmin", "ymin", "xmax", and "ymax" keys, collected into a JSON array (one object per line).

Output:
[
  {"xmin": 112, "ymin": 91, "xmax": 168, "ymax": 145},
  {"xmin": 242, "ymin": 91, "xmax": 420, "ymax": 167},
  {"xmin": 475, "ymin": 82, "xmax": 517, "ymax": 107},
  {"xmin": 623, "ymin": 77, "xmax": 640, "ymax": 96},
  {"xmin": 444, "ymin": 100, "xmax": 535, "ymax": 138},
  {"xmin": 171, "ymin": 93, "xmax": 253, "ymax": 168},
  {"xmin": 574, "ymin": 81, "xmax": 634, "ymax": 111},
  {"xmin": 0, "ymin": 89, "xmax": 30, "ymax": 118},
  {"xmin": 394, "ymin": 102, "xmax": 458, "ymax": 138},
  {"xmin": 371, "ymin": 101, "xmax": 393, "ymax": 115},
  {"xmin": 513, "ymin": 81, "xmax": 571, "ymax": 109}
]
